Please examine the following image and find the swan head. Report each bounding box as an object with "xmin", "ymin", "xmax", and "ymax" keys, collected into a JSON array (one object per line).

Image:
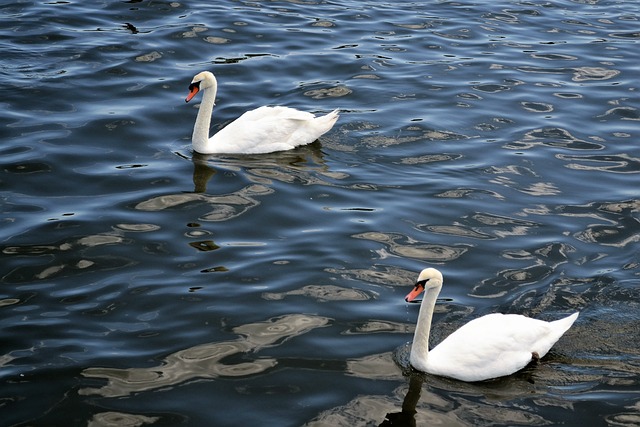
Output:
[
  {"xmin": 405, "ymin": 268, "xmax": 443, "ymax": 302},
  {"xmin": 185, "ymin": 71, "xmax": 218, "ymax": 103}
]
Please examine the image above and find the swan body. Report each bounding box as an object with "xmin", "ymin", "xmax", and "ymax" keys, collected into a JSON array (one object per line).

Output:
[
  {"xmin": 185, "ymin": 71, "xmax": 339, "ymax": 154},
  {"xmin": 405, "ymin": 268, "xmax": 579, "ymax": 382}
]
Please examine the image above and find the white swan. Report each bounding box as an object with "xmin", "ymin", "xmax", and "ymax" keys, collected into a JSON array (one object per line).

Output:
[
  {"xmin": 185, "ymin": 71, "xmax": 340, "ymax": 154},
  {"xmin": 405, "ymin": 268, "xmax": 579, "ymax": 382}
]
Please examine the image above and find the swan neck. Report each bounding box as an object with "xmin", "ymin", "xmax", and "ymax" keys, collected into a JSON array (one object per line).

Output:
[
  {"xmin": 192, "ymin": 84, "xmax": 217, "ymax": 153},
  {"xmin": 410, "ymin": 281, "xmax": 441, "ymax": 366}
]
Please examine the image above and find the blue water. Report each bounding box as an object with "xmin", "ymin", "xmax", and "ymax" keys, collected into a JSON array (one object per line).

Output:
[{"xmin": 1, "ymin": 0, "xmax": 639, "ymax": 425}]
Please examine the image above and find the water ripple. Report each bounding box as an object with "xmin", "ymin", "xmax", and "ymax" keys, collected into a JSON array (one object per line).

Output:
[
  {"xmin": 2, "ymin": 0, "xmax": 639, "ymax": 425},
  {"xmin": 80, "ymin": 314, "xmax": 330, "ymax": 398}
]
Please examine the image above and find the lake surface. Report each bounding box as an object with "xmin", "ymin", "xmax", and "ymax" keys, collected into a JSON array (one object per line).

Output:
[{"xmin": 1, "ymin": 0, "xmax": 639, "ymax": 425}]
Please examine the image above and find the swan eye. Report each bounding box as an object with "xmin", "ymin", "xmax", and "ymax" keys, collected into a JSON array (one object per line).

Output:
[
  {"xmin": 188, "ymin": 81, "xmax": 201, "ymax": 92},
  {"xmin": 415, "ymin": 279, "xmax": 428, "ymax": 288}
]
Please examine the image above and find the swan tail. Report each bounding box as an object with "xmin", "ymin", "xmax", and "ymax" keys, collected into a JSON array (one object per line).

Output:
[
  {"xmin": 314, "ymin": 109, "xmax": 340, "ymax": 135},
  {"xmin": 537, "ymin": 312, "xmax": 579, "ymax": 358},
  {"xmin": 552, "ymin": 312, "xmax": 579, "ymax": 334}
]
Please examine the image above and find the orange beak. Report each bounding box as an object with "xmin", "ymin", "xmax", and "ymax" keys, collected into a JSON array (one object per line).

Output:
[
  {"xmin": 185, "ymin": 83, "xmax": 200, "ymax": 103},
  {"xmin": 405, "ymin": 283, "xmax": 425, "ymax": 302}
]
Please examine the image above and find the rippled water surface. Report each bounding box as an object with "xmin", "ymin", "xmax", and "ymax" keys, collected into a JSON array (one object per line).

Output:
[{"xmin": 1, "ymin": 0, "xmax": 639, "ymax": 425}]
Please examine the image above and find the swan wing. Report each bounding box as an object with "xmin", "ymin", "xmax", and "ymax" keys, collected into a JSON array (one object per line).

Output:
[
  {"xmin": 426, "ymin": 312, "xmax": 578, "ymax": 381},
  {"xmin": 238, "ymin": 105, "xmax": 315, "ymax": 122},
  {"xmin": 209, "ymin": 106, "xmax": 336, "ymax": 154}
]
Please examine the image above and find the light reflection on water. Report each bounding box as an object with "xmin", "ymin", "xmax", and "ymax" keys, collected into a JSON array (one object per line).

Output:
[
  {"xmin": 80, "ymin": 314, "xmax": 330, "ymax": 398},
  {"xmin": 1, "ymin": 0, "xmax": 639, "ymax": 425}
]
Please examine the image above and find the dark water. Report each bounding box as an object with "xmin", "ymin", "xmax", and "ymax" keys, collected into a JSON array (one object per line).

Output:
[{"xmin": 1, "ymin": 0, "xmax": 639, "ymax": 425}]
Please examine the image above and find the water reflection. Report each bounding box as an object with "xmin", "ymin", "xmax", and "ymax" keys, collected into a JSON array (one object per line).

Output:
[
  {"xmin": 306, "ymin": 368, "xmax": 555, "ymax": 427},
  {"xmin": 326, "ymin": 265, "xmax": 416, "ymax": 287},
  {"xmin": 79, "ymin": 314, "xmax": 330, "ymax": 397},
  {"xmin": 191, "ymin": 153, "xmax": 217, "ymax": 193},
  {"xmin": 572, "ymin": 66, "xmax": 620, "ymax": 82},
  {"xmin": 346, "ymin": 351, "xmax": 404, "ymax": 381},
  {"xmin": 87, "ymin": 412, "xmax": 159, "ymax": 427},
  {"xmin": 361, "ymin": 127, "xmax": 466, "ymax": 148},
  {"xmin": 420, "ymin": 224, "xmax": 494, "ymax": 240},
  {"xmin": 136, "ymin": 145, "xmax": 350, "ymax": 223},
  {"xmin": 262, "ymin": 284, "xmax": 372, "ymax": 301},
  {"xmin": 556, "ymin": 153, "xmax": 640, "ymax": 174},
  {"xmin": 343, "ymin": 320, "xmax": 412, "ymax": 335},
  {"xmin": 505, "ymin": 127, "xmax": 604, "ymax": 151},
  {"xmin": 315, "ymin": 329, "xmax": 634, "ymax": 427},
  {"xmin": 135, "ymin": 181, "xmax": 270, "ymax": 221},
  {"xmin": 557, "ymin": 199, "xmax": 640, "ymax": 248},
  {"xmin": 188, "ymin": 142, "xmax": 339, "ymax": 192},
  {"xmin": 2, "ymin": 0, "xmax": 639, "ymax": 424},
  {"xmin": 379, "ymin": 375, "xmax": 423, "ymax": 427},
  {"xmin": 1, "ymin": 231, "xmax": 134, "ymax": 284},
  {"xmin": 353, "ymin": 232, "xmax": 468, "ymax": 262}
]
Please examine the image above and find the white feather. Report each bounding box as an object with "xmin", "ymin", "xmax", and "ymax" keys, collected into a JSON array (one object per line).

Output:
[
  {"xmin": 186, "ymin": 72, "xmax": 339, "ymax": 154},
  {"xmin": 406, "ymin": 268, "xmax": 579, "ymax": 382}
]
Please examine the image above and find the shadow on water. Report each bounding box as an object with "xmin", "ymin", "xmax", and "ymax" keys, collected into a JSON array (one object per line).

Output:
[{"xmin": 187, "ymin": 141, "xmax": 330, "ymax": 194}]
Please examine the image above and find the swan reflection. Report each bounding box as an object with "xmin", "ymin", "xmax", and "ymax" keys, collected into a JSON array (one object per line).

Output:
[
  {"xmin": 379, "ymin": 375, "xmax": 424, "ymax": 427},
  {"xmin": 307, "ymin": 364, "xmax": 553, "ymax": 427},
  {"xmin": 137, "ymin": 145, "xmax": 340, "ymax": 221},
  {"xmin": 79, "ymin": 314, "xmax": 329, "ymax": 398},
  {"xmin": 187, "ymin": 142, "xmax": 344, "ymax": 193}
]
